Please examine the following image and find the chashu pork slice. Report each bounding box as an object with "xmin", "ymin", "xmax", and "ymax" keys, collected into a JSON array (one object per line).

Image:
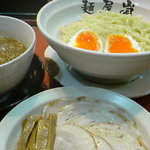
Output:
[{"xmin": 54, "ymin": 124, "xmax": 97, "ymax": 150}]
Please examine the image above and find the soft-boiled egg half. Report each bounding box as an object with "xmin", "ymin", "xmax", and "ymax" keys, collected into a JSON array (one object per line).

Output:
[
  {"xmin": 69, "ymin": 29, "xmax": 103, "ymax": 51},
  {"xmin": 104, "ymin": 34, "xmax": 142, "ymax": 53},
  {"xmin": 69, "ymin": 29, "xmax": 142, "ymax": 53}
]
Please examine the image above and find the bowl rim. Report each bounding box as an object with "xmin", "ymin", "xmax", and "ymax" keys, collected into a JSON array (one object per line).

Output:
[
  {"xmin": 0, "ymin": 15, "xmax": 36, "ymax": 67},
  {"xmin": 37, "ymin": 0, "xmax": 150, "ymax": 57}
]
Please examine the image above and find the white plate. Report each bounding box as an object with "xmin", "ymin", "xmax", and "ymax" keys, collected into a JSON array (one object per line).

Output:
[
  {"xmin": 0, "ymin": 86, "xmax": 150, "ymax": 150},
  {"xmin": 45, "ymin": 46, "xmax": 150, "ymax": 98}
]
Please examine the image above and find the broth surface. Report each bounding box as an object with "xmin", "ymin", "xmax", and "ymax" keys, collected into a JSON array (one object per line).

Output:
[{"xmin": 0, "ymin": 37, "xmax": 27, "ymax": 65}]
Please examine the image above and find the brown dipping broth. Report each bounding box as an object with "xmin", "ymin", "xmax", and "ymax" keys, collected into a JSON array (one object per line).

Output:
[{"xmin": 0, "ymin": 37, "xmax": 27, "ymax": 65}]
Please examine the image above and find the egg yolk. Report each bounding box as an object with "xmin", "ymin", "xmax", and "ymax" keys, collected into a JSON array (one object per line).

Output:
[
  {"xmin": 108, "ymin": 34, "xmax": 139, "ymax": 53},
  {"xmin": 74, "ymin": 31, "xmax": 101, "ymax": 51}
]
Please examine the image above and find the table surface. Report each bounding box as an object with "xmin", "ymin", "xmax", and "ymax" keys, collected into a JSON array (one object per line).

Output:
[{"xmin": 0, "ymin": 26, "xmax": 149, "ymax": 121}]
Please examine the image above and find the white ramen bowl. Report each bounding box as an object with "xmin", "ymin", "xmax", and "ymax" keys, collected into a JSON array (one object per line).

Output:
[
  {"xmin": 0, "ymin": 16, "xmax": 36, "ymax": 95},
  {"xmin": 37, "ymin": 0, "xmax": 150, "ymax": 84}
]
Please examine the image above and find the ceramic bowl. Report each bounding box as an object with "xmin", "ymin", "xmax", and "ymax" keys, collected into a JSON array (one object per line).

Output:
[
  {"xmin": 0, "ymin": 15, "xmax": 36, "ymax": 95},
  {"xmin": 37, "ymin": 0, "xmax": 150, "ymax": 84}
]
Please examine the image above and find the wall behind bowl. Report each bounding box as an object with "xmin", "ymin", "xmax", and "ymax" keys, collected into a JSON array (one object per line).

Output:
[{"xmin": 0, "ymin": 0, "xmax": 52, "ymax": 25}]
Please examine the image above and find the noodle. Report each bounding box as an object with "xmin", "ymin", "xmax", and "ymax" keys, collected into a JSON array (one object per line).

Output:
[{"xmin": 60, "ymin": 10, "xmax": 150, "ymax": 52}]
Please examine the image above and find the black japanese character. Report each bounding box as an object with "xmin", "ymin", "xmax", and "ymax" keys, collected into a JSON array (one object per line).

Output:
[
  {"xmin": 102, "ymin": 0, "xmax": 113, "ymax": 11},
  {"xmin": 81, "ymin": 0, "xmax": 95, "ymax": 14},
  {"xmin": 120, "ymin": 0, "xmax": 135, "ymax": 15}
]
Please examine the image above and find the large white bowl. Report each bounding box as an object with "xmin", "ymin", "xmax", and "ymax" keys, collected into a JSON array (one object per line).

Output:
[
  {"xmin": 0, "ymin": 16, "xmax": 36, "ymax": 95},
  {"xmin": 37, "ymin": 0, "xmax": 150, "ymax": 84}
]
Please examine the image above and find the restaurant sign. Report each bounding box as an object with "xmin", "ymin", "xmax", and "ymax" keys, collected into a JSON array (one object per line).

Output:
[{"xmin": 81, "ymin": 0, "xmax": 135, "ymax": 15}]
